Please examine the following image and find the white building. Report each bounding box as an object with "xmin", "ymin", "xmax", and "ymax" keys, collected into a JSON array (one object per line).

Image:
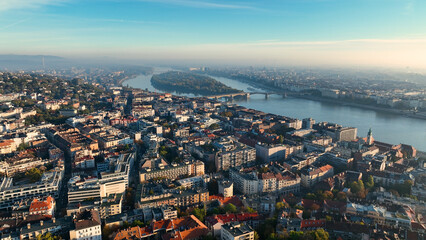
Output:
[
  {"xmin": 69, "ymin": 209, "xmax": 102, "ymax": 240},
  {"xmin": 221, "ymin": 222, "xmax": 254, "ymax": 240},
  {"xmin": 218, "ymin": 180, "xmax": 234, "ymax": 198}
]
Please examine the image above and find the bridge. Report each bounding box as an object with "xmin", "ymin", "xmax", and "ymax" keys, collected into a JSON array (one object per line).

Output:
[{"xmin": 205, "ymin": 91, "xmax": 287, "ymax": 100}]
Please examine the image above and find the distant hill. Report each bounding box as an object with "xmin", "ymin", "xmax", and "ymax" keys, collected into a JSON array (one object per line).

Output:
[{"xmin": 0, "ymin": 54, "xmax": 67, "ymax": 71}]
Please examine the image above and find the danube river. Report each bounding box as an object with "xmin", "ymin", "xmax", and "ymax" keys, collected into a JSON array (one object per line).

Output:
[{"xmin": 124, "ymin": 70, "xmax": 426, "ymax": 151}]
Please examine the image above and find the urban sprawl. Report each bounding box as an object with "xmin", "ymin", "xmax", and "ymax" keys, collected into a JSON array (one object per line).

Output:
[{"xmin": 0, "ymin": 70, "xmax": 424, "ymax": 240}]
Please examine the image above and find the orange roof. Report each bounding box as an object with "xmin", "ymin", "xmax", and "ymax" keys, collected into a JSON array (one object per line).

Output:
[
  {"xmin": 0, "ymin": 140, "xmax": 14, "ymax": 147},
  {"xmin": 319, "ymin": 164, "xmax": 333, "ymax": 172},
  {"xmin": 29, "ymin": 196, "xmax": 54, "ymax": 213},
  {"xmin": 115, "ymin": 215, "xmax": 207, "ymax": 240}
]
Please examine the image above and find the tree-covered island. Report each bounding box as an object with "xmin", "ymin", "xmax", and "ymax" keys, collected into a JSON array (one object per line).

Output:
[{"xmin": 151, "ymin": 71, "xmax": 242, "ymax": 96}]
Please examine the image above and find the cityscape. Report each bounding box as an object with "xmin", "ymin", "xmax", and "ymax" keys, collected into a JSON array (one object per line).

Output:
[{"xmin": 0, "ymin": 1, "xmax": 426, "ymax": 240}]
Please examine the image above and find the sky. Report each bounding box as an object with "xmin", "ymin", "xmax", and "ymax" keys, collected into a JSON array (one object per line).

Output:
[{"xmin": 0, "ymin": 0, "xmax": 426, "ymax": 69}]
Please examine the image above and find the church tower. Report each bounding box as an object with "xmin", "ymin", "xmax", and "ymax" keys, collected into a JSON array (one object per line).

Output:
[{"xmin": 366, "ymin": 128, "xmax": 374, "ymax": 145}]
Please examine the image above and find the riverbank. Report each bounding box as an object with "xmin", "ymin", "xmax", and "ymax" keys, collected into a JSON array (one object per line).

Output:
[
  {"xmin": 204, "ymin": 73, "xmax": 426, "ymax": 121},
  {"xmin": 297, "ymin": 95, "xmax": 426, "ymax": 120}
]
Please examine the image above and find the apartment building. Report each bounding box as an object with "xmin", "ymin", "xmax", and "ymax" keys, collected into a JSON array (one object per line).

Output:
[
  {"xmin": 214, "ymin": 137, "xmax": 256, "ymax": 171},
  {"xmin": 69, "ymin": 209, "xmax": 102, "ymax": 240},
  {"xmin": 139, "ymin": 159, "xmax": 204, "ymax": 182},
  {"xmin": 0, "ymin": 169, "xmax": 63, "ymax": 209},
  {"xmin": 300, "ymin": 165, "xmax": 334, "ymax": 188},
  {"xmin": 221, "ymin": 222, "xmax": 254, "ymax": 240}
]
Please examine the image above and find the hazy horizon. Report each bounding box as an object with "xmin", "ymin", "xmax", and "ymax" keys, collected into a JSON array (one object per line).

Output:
[{"xmin": 1, "ymin": 0, "xmax": 426, "ymax": 70}]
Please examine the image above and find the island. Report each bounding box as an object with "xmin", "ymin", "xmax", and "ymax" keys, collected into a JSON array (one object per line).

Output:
[{"xmin": 151, "ymin": 71, "xmax": 242, "ymax": 96}]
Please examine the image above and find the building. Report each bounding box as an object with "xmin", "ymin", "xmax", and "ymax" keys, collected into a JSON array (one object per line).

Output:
[
  {"xmin": 255, "ymin": 144, "xmax": 287, "ymax": 162},
  {"xmin": 300, "ymin": 165, "xmax": 334, "ymax": 188},
  {"xmin": 214, "ymin": 137, "xmax": 256, "ymax": 171},
  {"xmin": 0, "ymin": 169, "xmax": 63, "ymax": 209},
  {"xmin": 19, "ymin": 217, "xmax": 71, "ymax": 240},
  {"xmin": 206, "ymin": 213, "xmax": 260, "ymax": 237},
  {"xmin": 221, "ymin": 222, "xmax": 254, "ymax": 240},
  {"xmin": 218, "ymin": 180, "xmax": 234, "ymax": 198},
  {"xmin": 99, "ymin": 194, "xmax": 123, "ymax": 219},
  {"xmin": 177, "ymin": 175, "xmax": 209, "ymax": 189},
  {"xmin": 302, "ymin": 118, "xmax": 315, "ymax": 129},
  {"xmin": 139, "ymin": 159, "xmax": 204, "ymax": 182},
  {"xmin": 113, "ymin": 215, "xmax": 208, "ymax": 240},
  {"xmin": 29, "ymin": 196, "xmax": 56, "ymax": 217},
  {"xmin": 137, "ymin": 189, "xmax": 209, "ymax": 209},
  {"xmin": 326, "ymin": 127, "xmax": 357, "ymax": 142},
  {"xmin": 230, "ymin": 167, "xmax": 300, "ymax": 195},
  {"xmin": 69, "ymin": 209, "xmax": 102, "ymax": 240}
]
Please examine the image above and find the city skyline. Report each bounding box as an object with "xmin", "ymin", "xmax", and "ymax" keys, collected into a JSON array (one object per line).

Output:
[{"xmin": 1, "ymin": 0, "xmax": 426, "ymax": 70}]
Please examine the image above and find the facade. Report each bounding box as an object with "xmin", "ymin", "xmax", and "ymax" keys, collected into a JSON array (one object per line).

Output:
[
  {"xmin": 230, "ymin": 168, "xmax": 300, "ymax": 195},
  {"xmin": 218, "ymin": 180, "xmax": 234, "ymax": 198},
  {"xmin": 255, "ymin": 144, "xmax": 287, "ymax": 162},
  {"xmin": 99, "ymin": 194, "xmax": 123, "ymax": 219},
  {"xmin": 300, "ymin": 165, "xmax": 334, "ymax": 188},
  {"xmin": 69, "ymin": 210, "xmax": 102, "ymax": 240},
  {"xmin": 139, "ymin": 160, "xmax": 204, "ymax": 182},
  {"xmin": 0, "ymin": 169, "xmax": 63, "ymax": 209},
  {"xmin": 215, "ymin": 143, "xmax": 256, "ymax": 171}
]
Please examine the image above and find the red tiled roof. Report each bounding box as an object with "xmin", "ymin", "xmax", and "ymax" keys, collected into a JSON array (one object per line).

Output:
[
  {"xmin": 300, "ymin": 219, "xmax": 326, "ymax": 229},
  {"xmin": 29, "ymin": 196, "xmax": 54, "ymax": 215}
]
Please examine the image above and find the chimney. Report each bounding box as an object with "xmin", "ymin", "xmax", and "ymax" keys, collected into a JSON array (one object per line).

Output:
[
  {"xmin": 27, "ymin": 223, "xmax": 31, "ymax": 229},
  {"xmin": 40, "ymin": 220, "xmax": 44, "ymax": 226}
]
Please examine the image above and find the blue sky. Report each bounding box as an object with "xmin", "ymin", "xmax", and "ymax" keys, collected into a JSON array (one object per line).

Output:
[{"xmin": 0, "ymin": 0, "xmax": 425, "ymax": 68}]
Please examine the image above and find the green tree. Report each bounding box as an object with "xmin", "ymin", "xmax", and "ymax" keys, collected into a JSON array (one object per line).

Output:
[
  {"xmin": 224, "ymin": 203, "xmax": 238, "ymax": 213},
  {"xmin": 276, "ymin": 202, "xmax": 286, "ymax": 211},
  {"xmin": 350, "ymin": 180, "xmax": 365, "ymax": 194},
  {"xmin": 25, "ymin": 168, "xmax": 43, "ymax": 183},
  {"xmin": 192, "ymin": 207, "xmax": 206, "ymax": 222},
  {"xmin": 36, "ymin": 232, "xmax": 61, "ymax": 240},
  {"xmin": 365, "ymin": 175, "xmax": 374, "ymax": 189}
]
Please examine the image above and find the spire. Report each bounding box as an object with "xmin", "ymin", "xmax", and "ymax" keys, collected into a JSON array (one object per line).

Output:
[{"xmin": 367, "ymin": 128, "xmax": 374, "ymax": 145}]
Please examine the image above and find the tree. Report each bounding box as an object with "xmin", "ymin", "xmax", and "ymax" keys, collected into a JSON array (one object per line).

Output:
[
  {"xmin": 288, "ymin": 231, "xmax": 304, "ymax": 240},
  {"xmin": 17, "ymin": 143, "xmax": 30, "ymax": 151},
  {"xmin": 254, "ymin": 231, "xmax": 260, "ymax": 240},
  {"xmin": 302, "ymin": 210, "xmax": 311, "ymax": 219},
  {"xmin": 276, "ymin": 202, "xmax": 286, "ymax": 211},
  {"xmin": 192, "ymin": 207, "xmax": 206, "ymax": 222},
  {"xmin": 350, "ymin": 180, "xmax": 365, "ymax": 195},
  {"xmin": 365, "ymin": 175, "xmax": 374, "ymax": 189},
  {"xmin": 209, "ymin": 123, "xmax": 220, "ymax": 130},
  {"xmin": 224, "ymin": 203, "xmax": 238, "ymax": 213},
  {"xmin": 25, "ymin": 168, "xmax": 43, "ymax": 183},
  {"xmin": 305, "ymin": 193, "xmax": 316, "ymax": 200},
  {"xmin": 322, "ymin": 191, "xmax": 333, "ymax": 200},
  {"xmin": 279, "ymin": 135, "xmax": 284, "ymax": 144},
  {"xmin": 336, "ymin": 192, "xmax": 347, "ymax": 201},
  {"xmin": 311, "ymin": 228, "xmax": 329, "ymax": 240},
  {"xmin": 36, "ymin": 232, "xmax": 61, "ymax": 240}
]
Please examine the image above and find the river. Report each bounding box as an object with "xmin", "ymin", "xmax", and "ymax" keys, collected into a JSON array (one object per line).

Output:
[{"xmin": 124, "ymin": 69, "xmax": 426, "ymax": 151}]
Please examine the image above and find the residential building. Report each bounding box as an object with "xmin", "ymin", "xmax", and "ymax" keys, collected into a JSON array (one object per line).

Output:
[
  {"xmin": 221, "ymin": 222, "xmax": 254, "ymax": 240},
  {"xmin": 300, "ymin": 165, "xmax": 334, "ymax": 188},
  {"xmin": 69, "ymin": 209, "xmax": 102, "ymax": 240}
]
